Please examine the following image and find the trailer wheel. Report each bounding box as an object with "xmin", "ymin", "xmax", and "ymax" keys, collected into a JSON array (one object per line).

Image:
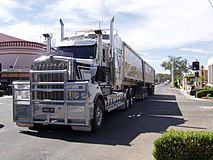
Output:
[
  {"xmin": 124, "ymin": 89, "xmax": 130, "ymax": 110},
  {"xmin": 28, "ymin": 124, "xmax": 43, "ymax": 131},
  {"xmin": 129, "ymin": 89, "xmax": 134, "ymax": 108},
  {"xmin": 92, "ymin": 99, "xmax": 104, "ymax": 132}
]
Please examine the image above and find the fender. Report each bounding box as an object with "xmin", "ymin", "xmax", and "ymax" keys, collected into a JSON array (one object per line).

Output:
[
  {"xmin": 93, "ymin": 93, "xmax": 105, "ymax": 110},
  {"xmin": 88, "ymin": 83, "xmax": 105, "ymax": 108}
]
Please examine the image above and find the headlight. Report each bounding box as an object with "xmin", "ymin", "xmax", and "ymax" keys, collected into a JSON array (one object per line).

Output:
[
  {"xmin": 73, "ymin": 92, "xmax": 86, "ymax": 100},
  {"xmin": 23, "ymin": 90, "xmax": 30, "ymax": 98},
  {"xmin": 73, "ymin": 92, "xmax": 80, "ymax": 100},
  {"xmin": 80, "ymin": 92, "xmax": 86, "ymax": 99},
  {"xmin": 15, "ymin": 90, "xmax": 30, "ymax": 100}
]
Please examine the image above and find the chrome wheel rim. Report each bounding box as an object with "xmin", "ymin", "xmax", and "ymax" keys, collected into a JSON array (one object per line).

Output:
[
  {"xmin": 130, "ymin": 96, "xmax": 133, "ymax": 106},
  {"xmin": 126, "ymin": 98, "xmax": 129, "ymax": 108},
  {"xmin": 96, "ymin": 107, "xmax": 103, "ymax": 126}
]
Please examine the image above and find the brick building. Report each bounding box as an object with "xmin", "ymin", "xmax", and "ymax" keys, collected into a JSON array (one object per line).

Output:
[
  {"xmin": 0, "ymin": 33, "xmax": 46, "ymax": 93},
  {"xmin": 208, "ymin": 57, "xmax": 213, "ymax": 85}
]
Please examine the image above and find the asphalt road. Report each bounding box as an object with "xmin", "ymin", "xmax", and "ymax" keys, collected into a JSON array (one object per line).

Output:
[{"xmin": 0, "ymin": 85, "xmax": 212, "ymax": 160}]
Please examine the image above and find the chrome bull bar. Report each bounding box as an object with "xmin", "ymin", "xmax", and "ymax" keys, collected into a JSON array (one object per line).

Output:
[{"xmin": 13, "ymin": 69, "xmax": 92, "ymax": 127}]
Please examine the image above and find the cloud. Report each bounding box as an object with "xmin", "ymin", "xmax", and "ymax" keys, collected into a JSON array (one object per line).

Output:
[
  {"xmin": 0, "ymin": 0, "xmax": 21, "ymax": 23},
  {"xmin": 44, "ymin": 0, "xmax": 104, "ymax": 21},
  {"xmin": 114, "ymin": 0, "xmax": 213, "ymax": 50},
  {"xmin": 35, "ymin": 0, "xmax": 213, "ymax": 50},
  {"xmin": 1, "ymin": 0, "xmax": 213, "ymax": 74},
  {"xmin": 2, "ymin": 0, "xmax": 213, "ymax": 50},
  {"xmin": 180, "ymin": 48, "xmax": 213, "ymax": 54},
  {"xmin": 1, "ymin": 22, "xmax": 46, "ymax": 42}
]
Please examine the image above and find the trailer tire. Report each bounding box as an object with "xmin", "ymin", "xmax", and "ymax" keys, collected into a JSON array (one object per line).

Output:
[
  {"xmin": 28, "ymin": 124, "xmax": 43, "ymax": 131},
  {"xmin": 124, "ymin": 89, "xmax": 130, "ymax": 110},
  {"xmin": 92, "ymin": 99, "xmax": 104, "ymax": 132},
  {"xmin": 129, "ymin": 89, "xmax": 134, "ymax": 108}
]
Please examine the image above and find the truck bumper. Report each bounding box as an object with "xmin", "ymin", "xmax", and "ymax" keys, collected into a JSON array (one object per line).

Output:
[{"xmin": 13, "ymin": 80, "xmax": 94, "ymax": 131}]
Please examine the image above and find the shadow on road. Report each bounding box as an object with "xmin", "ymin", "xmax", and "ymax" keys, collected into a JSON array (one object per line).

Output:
[
  {"xmin": 0, "ymin": 124, "xmax": 4, "ymax": 129},
  {"xmin": 21, "ymin": 94, "xmax": 185, "ymax": 146},
  {"xmin": 150, "ymin": 94, "xmax": 176, "ymax": 101}
]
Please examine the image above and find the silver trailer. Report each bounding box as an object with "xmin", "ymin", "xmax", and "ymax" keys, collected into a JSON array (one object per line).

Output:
[
  {"xmin": 144, "ymin": 61, "xmax": 155, "ymax": 84},
  {"xmin": 121, "ymin": 42, "xmax": 155, "ymax": 99},
  {"xmin": 123, "ymin": 42, "xmax": 144, "ymax": 85}
]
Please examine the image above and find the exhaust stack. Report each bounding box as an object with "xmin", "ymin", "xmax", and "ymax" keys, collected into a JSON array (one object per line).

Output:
[
  {"xmin": 94, "ymin": 30, "xmax": 103, "ymax": 66},
  {"xmin": 110, "ymin": 16, "xmax": 114, "ymax": 54},
  {"xmin": 110, "ymin": 17, "xmax": 115, "ymax": 86},
  {"xmin": 43, "ymin": 33, "xmax": 52, "ymax": 53},
  {"xmin": 60, "ymin": 19, "xmax": 64, "ymax": 41}
]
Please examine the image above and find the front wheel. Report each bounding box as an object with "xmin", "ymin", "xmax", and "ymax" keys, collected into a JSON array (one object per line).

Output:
[{"xmin": 92, "ymin": 99, "xmax": 104, "ymax": 132}]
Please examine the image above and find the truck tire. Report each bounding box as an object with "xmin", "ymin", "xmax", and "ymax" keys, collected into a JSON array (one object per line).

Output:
[
  {"xmin": 92, "ymin": 99, "xmax": 104, "ymax": 132},
  {"xmin": 28, "ymin": 124, "xmax": 43, "ymax": 131},
  {"xmin": 124, "ymin": 89, "xmax": 130, "ymax": 110},
  {"xmin": 129, "ymin": 89, "xmax": 133, "ymax": 108},
  {"xmin": 152, "ymin": 85, "xmax": 155, "ymax": 95}
]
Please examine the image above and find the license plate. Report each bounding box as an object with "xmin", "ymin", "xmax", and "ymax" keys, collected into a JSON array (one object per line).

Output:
[{"xmin": 42, "ymin": 107, "xmax": 55, "ymax": 113}]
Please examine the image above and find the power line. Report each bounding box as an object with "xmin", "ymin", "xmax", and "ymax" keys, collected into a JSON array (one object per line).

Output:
[{"xmin": 208, "ymin": 0, "xmax": 213, "ymax": 8}]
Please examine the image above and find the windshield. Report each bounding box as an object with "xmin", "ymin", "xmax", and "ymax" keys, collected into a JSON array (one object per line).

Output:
[{"xmin": 57, "ymin": 45, "xmax": 97, "ymax": 59}]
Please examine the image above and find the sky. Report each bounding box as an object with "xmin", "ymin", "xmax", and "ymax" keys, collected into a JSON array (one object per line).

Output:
[{"xmin": 1, "ymin": 0, "xmax": 213, "ymax": 74}]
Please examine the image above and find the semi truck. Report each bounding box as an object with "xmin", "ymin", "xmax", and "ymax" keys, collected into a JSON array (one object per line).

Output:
[{"xmin": 12, "ymin": 18, "xmax": 155, "ymax": 132}]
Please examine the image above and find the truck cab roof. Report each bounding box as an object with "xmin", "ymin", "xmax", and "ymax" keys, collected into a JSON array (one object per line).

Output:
[{"xmin": 56, "ymin": 29, "xmax": 116, "ymax": 48}]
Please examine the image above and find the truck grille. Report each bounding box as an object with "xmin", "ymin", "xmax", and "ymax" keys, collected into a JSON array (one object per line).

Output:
[
  {"xmin": 33, "ymin": 61, "xmax": 68, "ymax": 83},
  {"xmin": 34, "ymin": 61, "xmax": 68, "ymax": 71},
  {"xmin": 32, "ymin": 60, "xmax": 70, "ymax": 103}
]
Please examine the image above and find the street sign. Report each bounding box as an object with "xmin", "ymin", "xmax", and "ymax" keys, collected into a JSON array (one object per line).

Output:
[{"xmin": 160, "ymin": 74, "xmax": 170, "ymax": 77}]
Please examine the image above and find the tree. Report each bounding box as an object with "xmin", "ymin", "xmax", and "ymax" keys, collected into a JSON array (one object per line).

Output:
[{"xmin": 161, "ymin": 56, "xmax": 190, "ymax": 80}]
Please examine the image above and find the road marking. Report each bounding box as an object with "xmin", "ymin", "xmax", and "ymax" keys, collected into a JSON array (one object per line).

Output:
[
  {"xmin": 0, "ymin": 129, "xmax": 6, "ymax": 133},
  {"xmin": 0, "ymin": 103, "xmax": 4, "ymax": 105},
  {"xmin": 200, "ymin": 106, "xmax": 213, "ymax": 109},
  {"xmin": 128, "ymin": 112, "xmax": 142, "ymax": 118}
]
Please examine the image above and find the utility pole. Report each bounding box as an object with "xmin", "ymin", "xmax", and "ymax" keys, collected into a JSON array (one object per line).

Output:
[{"xmin": 171, "ymin": 60, "xmax": 174, "ymax": 87}]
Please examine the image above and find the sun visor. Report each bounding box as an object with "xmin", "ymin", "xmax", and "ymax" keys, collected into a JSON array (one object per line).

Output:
[{"xmin": 56, "ymin": 39, "xmax": 96, "ymax": 47}]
